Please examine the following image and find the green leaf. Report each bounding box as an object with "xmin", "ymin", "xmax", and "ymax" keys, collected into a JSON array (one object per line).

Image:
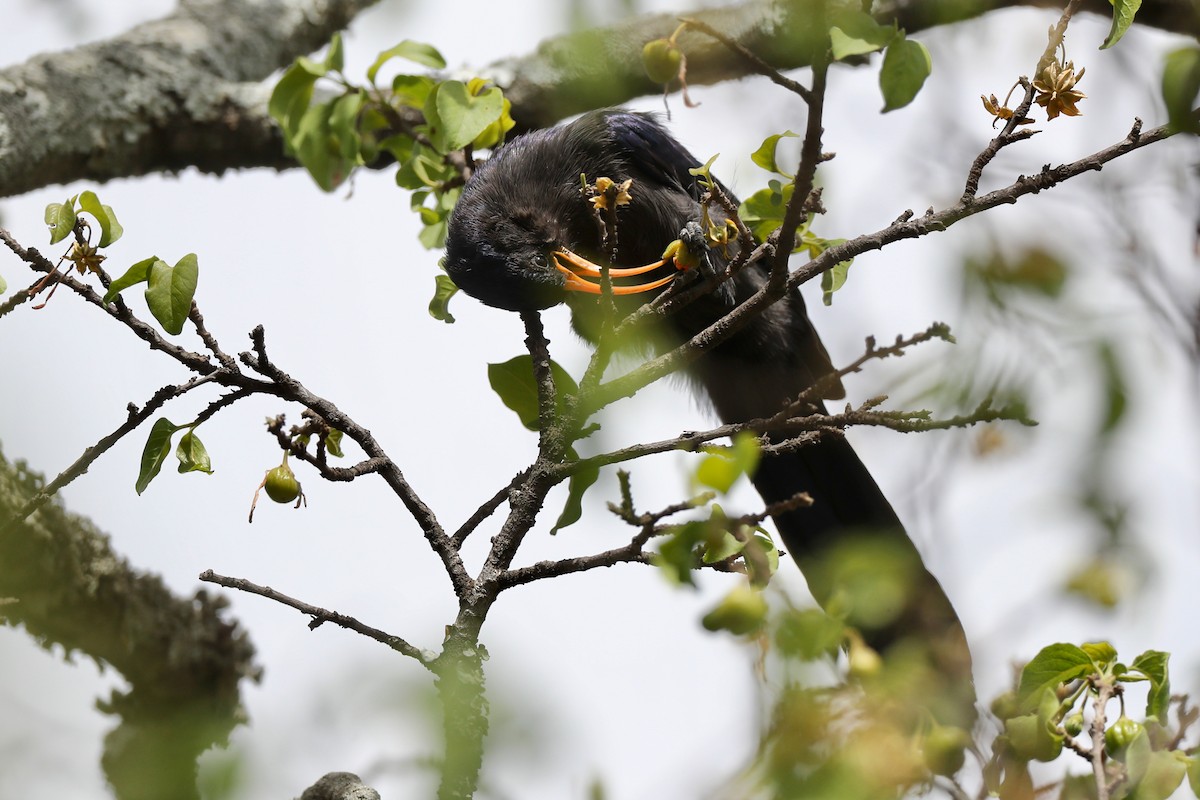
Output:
[
  {"xmin": 391, "ymin": 74, "xmax": 437, "ymax": 108},
  {"xmin": 695, "ymin": 434, "xmax": 759, "ymax": 493},
  {"xmin": 880, "ymin": 37, "xmax": 932, "ymax": 111},
  {"xmin": 695, "ymin": 454, "xmax": 740, "ymax": 493},
  {"xmin": 750, "ymin": 131, "xmax": 800, "ymax": 176},
  {"xmin": 744, "ymin": 532, "xmax": 779, "ymax": 584},
  {"xmin": 136, "ymin": 417, "xmax": 180, "ymax": 494},
  {"xmin": 487, "ymin": 355, "xmax": 579, "ymax": 431},
  {"xmin": 428, "ymin": 273, "xmax": 459, "ymax": 323},
  {"xmin": 426, "ymin": 80, "xmax": 505, "ymax": 152},
  {"xmin": 654, "ymin": 520, "xmax": 706, "ymax": 585},
  {"xmin": 0, "ymin": 273, "xmax": 7, "ymax": 294},
  {"xmin": 1097, "ymin": 341, "xmax": 1127, "ymax": 435},
  {"xmin": 730, "ymin": 432, "xmax": 761, "ymax": 477},
  {"xmin": 776, "ymin": 607, "xmax": 845, "ymax": 660},
  {"xmin": 145, "ymin": 253, "xmax": 199, "ymax": 335},
  {"xmin": 829, "ymin": 9, "xmax": 895, "ymax": 60},
  {"xmin": 175, "ymin": 429, "xmax": 214, "ymax": 475},
  {"xmin": 702, "ymin": 530, "xmax": 745, "ymax": 563},
  {"xmin": 77, "ymin": 191, "xmax": 123, "ymax": 247},
  {"xmin": 367, "ymin": 40, "xmax": 446, "ymax": 84},
  {"xmin": 324, "ymin": 429, "xmax": 345, "ymax": 458},
  {"xmin": 1187, "ymin": 754, "xmax": 1200, "ymax": 798},
  {"xmin": 290, "ymin": 93, "xmax": 362, "ymax": 191},
  {"xmin": 328, "ymin": 90, "xmax": 365, "ymax": 160},
  {"xmin": 1017, "ymin": 643, "xmax": 1093, "ymax": 710},
  {"xmin": 418, "ymin": 218, "xmax": 448, "ymax": 249},
  {"xmin": 821, "ymin": 256, "xmax": 853, "ymax": 306},
  {"xmin": 1162, "ymin": 47, "xmax": 1200, "ymax": 134},
  {"xmin": 738, "ymin": 182, "xmax": 794, "ymax": 241},
  {"xmin": 45, "ymin": 197, "xmax": 78, "ymax": 245},
  {"xmin": 102, "ymin": 256, "xmax": 158, "ymax": 304},
  {"xmin": 1130, "ymin": 650, "xmax": 1171, "ymax": 723},
  {"xmin": 1082, "ymin": 640, "xmax": 1119, "ymax": 669},
  {"xmin": 1131, "ymin": 749, "xmax": 1187, "ymax": 800},
  {"xmin": 269, "ymin": 63, "xmax": 321, "ymax": 137},
  {"xmin": 687, "ymin": 153, "xmax": 720, "ymax": 190},
  {"xmin": 551, "ymin": 460, "xmax": 601, "ymax": 534},
  {"xmin": 324, "ymin": 32, "xmax": 344, "ymax": 73},
  {"xmin": 472, "ymin": 94, "xmax": 516, "ymax": 149},
  {"xmin": 1101, "ymin": 0, "xmax": 1142, "ymax": 50}
]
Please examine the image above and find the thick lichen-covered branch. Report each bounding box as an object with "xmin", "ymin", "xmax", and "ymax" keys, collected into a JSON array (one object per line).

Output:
[
  {"xmin": 0, "ymin": 447, "xmax": 260, "ymax": 800},
  {"xmin": 1, "ymin": 0, "xmax": 1194, "ymax": 197}
]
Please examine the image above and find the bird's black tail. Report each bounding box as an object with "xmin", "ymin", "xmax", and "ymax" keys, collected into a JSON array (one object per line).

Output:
[
  {"xmin": 750, "ymin": 422, "xmax": 977, "ymax": 727},
  {"xmin": 676, "ymin": 259, "xmax": 977, "ymax": 725}
]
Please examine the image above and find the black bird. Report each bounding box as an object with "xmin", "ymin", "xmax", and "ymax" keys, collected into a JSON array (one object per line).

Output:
[{"xmin": 444, "ymin": 110, "xmax": 974, "ymax": 724}]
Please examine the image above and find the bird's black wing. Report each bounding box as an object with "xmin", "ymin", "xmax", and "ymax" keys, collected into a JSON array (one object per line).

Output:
[{"xmin": 602, "ymin": 111, "xmax": 716, "ymax": 202}]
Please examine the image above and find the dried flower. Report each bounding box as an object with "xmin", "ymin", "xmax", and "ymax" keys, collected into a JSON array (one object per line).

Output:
[
  {"xmin": 981, "ymin": 93, "xmax": 1035, "ymax": 127},
  {"xmin": 1033, "ymin": 60, "xmax": 1086, "ymax": 120},
  {"xmin": 67, "ymin": 241, "xmax": 105, "ymax": 275},
  {"xmin": 590, "ymin": 177, "xmax": 633, "ymax": 210}
]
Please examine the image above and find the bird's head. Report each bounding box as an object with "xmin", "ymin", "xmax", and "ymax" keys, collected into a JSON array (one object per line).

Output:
[
  {"xmin": 443, "ymin": 206, "xmax": 568, "ymax": 312},
  {"xmin": 444, "ymin": 184, "xmax": 675, "ymax": 313}
]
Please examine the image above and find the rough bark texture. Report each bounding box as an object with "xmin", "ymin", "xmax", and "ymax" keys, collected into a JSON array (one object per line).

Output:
[
  {"xmin": 0, "ymin": 446, "xmax": 260, "ymax": 800},
  {"xmin": 0, "ymin": 0, "xmax": 382, "ymax": 196},
  {"xmin": 1, "ymin": 0, "xmax": 1195, "ymax": 198}
]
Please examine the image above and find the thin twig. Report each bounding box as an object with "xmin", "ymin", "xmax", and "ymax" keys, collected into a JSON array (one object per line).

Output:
[
  {"xmin": 965, "ymin": 0, "xmax": 1086, "ymax": 198},
  {"xmin": 494, "ymin": 539, "xmax": 655, "ymax": 590},
  {"xmin": 240, "ymin": 325, "xmax": 473, "ymax": 598},
  {"xmin": 583, "ymin": 118, "xmax": 1176, "ymax": 416},
  {"xmin": 679, "ymin": 16, "xmax": 812, "ymax": 102},
  {"xmin": 0, "ymin": 376, "xmax": 213, "ymax": 532},
  {"xmin": 1037, "ymin": 0, "xmax": 1088, "ymax": 76},
  {"xmin": 772, "ymin": 323, "xmax": 955, "ymax": 421},
  {"xmin": 562, "ymin": 380, "xmax": 1032, "ymax": 480},
  {"xmin": 1, "ymin": 225, "xmax": 218, "ymax": 374},
  {"xmin": 770, "ymin": 41, "xmax": 829, "ymax": 278},
  {"xmin": 194, "ymin": 388, "xmax": 255, "ymax": 427},
  {"xmin": 190, "ymin": 301, "xmax": 238, "ymax": 371},
  {"xmin": 199, "ymin": 569, "xmax": 435, "ymax": 666},
  {"xmin": 452, "ymin": 469, "xmax": 529, "ymax": 549},
  {"xmin": 1091, "ymin": 679, "xmax": 1114, "ymax": 800}
]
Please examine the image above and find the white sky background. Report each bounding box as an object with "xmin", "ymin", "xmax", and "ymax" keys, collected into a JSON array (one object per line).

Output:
[{"xmin": 1, "ymin": 1, "xmax": 1198, "ymax": 798}]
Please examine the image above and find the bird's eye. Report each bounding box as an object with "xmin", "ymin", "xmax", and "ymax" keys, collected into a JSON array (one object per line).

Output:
[{"xmin": 531, "ymin": 254, "xmax": 547, "ymax": 269}]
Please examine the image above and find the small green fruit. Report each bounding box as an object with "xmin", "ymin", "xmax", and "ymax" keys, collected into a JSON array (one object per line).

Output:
[
  {"xmin": 264, "ymin": 463, "xmax": 301, "ymax": 503},
  {"xmin": 846, "ymin": 635, "xmax": 883, "ymax": 679},
  {"xmin": 1104, "ymin": 715, "xmax": 1143, "ymax": 761},
  {"xmin": 1063, "ymin": 711, "xmax": 1085, "ymax": 737},
  {"xmin": 922, "ymin": 724, "xmax": 971, "ymax": 777},
  {"xmin": 989, "ymin": 690, "xmax": 1019, "ymax": 721},
  {"xmin": 701, "ymin": 584, "xmax": 767, "ymax": 636},
  {"xmin": 642, "ymin": 38, "xmax": 682, "ymax": 84},
  {"xmin": 1005, "ymin": 713, "xmax": 1063, "ymax": 762}
]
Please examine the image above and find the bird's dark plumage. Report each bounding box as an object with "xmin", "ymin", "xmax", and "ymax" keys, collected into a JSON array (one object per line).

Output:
[{"xmin": 444, "ymin": 110, "xmax": 974, "ymax": 724}]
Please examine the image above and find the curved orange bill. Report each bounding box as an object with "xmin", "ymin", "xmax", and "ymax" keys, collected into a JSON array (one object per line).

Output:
[{"xmin": 552, "ymin": 249, "xmax": 675, "ymax": 296}]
